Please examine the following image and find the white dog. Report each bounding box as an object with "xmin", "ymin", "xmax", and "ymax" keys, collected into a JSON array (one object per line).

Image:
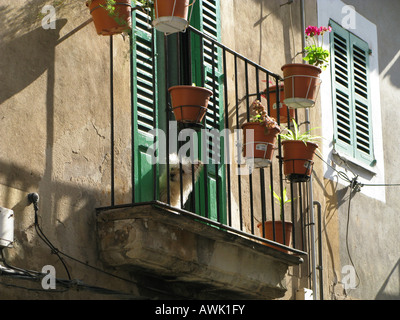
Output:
[{"xmin": 159, "ymin": 153, "xmax": 203, "ymax": 208}]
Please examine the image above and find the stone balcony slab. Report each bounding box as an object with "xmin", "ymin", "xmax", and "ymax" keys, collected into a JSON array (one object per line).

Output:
[{"xmin": 96, "ymin": 203, "xmax": 304, "ymax": 299}]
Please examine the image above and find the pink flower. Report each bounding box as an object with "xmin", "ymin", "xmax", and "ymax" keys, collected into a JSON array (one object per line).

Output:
[
  {"xmin": 305, "ymin": 25, "xmax": 319, "ymax": 36},
  {"xmin": 305, "ymin": 25, "xmax": 332, "ymax": 37}
]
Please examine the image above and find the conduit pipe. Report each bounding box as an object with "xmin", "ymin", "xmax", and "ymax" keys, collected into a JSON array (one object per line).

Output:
[
  {"xmin": 300, "ymin": 0, "xmax": 318, "ymax": 300},
  {"xmin": 314, "ymin": 200, "xmax": 324, "ymax": 300}
]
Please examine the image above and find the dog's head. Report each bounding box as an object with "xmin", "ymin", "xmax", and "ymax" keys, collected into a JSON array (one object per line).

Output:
[{"xmin": 168, "ymin": 154, "xmax": 203, "ymax": 182}]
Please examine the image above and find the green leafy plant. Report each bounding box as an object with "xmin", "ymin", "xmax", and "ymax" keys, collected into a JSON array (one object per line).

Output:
[
  {"xmin": 279, "ymin": 119, "xmax": 321, "ymax": 144},
  {"xmin": 270, "ymin": 186, "xmax": 293, "ymax": 220},
  {"xmin": 87, "ymin": 0, "xmax": 153, "ymax": 25},
  {"xmin": 303, "ymin": 25, "xmax": 332, "ymax": 70}
]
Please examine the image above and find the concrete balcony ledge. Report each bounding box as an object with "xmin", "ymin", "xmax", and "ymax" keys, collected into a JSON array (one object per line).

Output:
[{"xmin": 96, "ymin": 204, "xmax": 304, "ymax": 300}]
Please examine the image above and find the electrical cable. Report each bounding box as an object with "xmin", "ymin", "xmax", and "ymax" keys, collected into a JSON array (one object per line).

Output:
[
  {"xmin": 27, "ymin": 195, "xmax": 142, "ymax": 286},
  {"xmin": 30, "ymin": 198, "xmax": 72, "ymax": 281},
  {"xmin": 20, "ymin": 195, "xmax": 186, "ymax": 298},
  {"xmin": 345, "ymin": 186, "xmax": 360, "ymax": 291},
  {"xmin": 0, "ymin": 270, "xmax": 138, "ymax": 297},
  {"xmin": 316, "ymin": 152, "xmax": 400, "ymax": 188},
  {"xmin": 0, "ymin": 248, "xmax": 42, "ymax": 278},
  {"xmin": 1, "ymin": 235, "xmax": 140, "ymax": 298},
  {"xmin": 314, "ymin": 152, "xmax": 365, "ymax": 292}
]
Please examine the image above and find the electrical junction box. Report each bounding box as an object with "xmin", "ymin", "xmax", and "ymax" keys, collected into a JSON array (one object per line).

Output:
[{"xmin": 0, "ymin": 207, "xmax": 14, "ymax": 248}]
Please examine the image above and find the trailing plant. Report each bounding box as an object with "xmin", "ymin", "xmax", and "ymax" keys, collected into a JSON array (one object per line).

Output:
[
  {"xmin": 303, "ymin": 25, "xmax": 332, "ymax": 70},
  {"xmin": 87, "ymin": 0, "xmax": 154, "ymax": 26},
  {"xmin": 279, "ymin": 119, "xmax": 321, "ymax": 144},
  {"xmin": 248, "ymin": 100, "xmax": 280, "ymax": 131}
]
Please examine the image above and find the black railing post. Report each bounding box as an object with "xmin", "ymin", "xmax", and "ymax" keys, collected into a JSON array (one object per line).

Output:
[{"xmin": 110, "ymin": 35, "xmax": 115, "ymax": 207}]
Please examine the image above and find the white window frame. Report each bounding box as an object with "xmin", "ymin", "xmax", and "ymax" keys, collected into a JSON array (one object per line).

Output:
[{"xmin": 317, "ymin": 0, "xmax": 385, "ymax": 202}]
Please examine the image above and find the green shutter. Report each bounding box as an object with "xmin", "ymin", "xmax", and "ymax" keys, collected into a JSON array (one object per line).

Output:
[
  {"xmin": 330, "ymin": 20, "xmax": 374, "ymax": 166},
  {"xmin": 132, "ymin": 8, "xmax": 158, "ymax": 202},
  {"xmin": 351, "ymin": 36, "xmax": 373, "ymax": 163},
  {"xmin": 190, "ymin": 0, "xmax": 226, "ymax": 224}
]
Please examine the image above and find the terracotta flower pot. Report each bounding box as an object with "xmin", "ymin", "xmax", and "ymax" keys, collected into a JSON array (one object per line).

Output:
[
  {"xmin": 87, "ymin": 0, "xmax": 132, "ymax": 36},
  {"xmin": 242, "ymin": 123, "xmax": 280, "ymax": 168},
  {"xmin": 257, "ymin": 221, "xmax": 293, "ymax": 253},
  {"xmin": 169, "ymin": 85, "xmax": 213, "ymax": 124},
  {"xmin": 153, "ymin": 0, "xmax": 190, "ymax": 34},
  {"xmin": 282, "ymin": 140, "xmax": 318, "ymax": 182},
  {"xmin": 262, "ymin": 84, "xmax": 295, "ymax": 124},
  {"xmin": 281, "ymin": 63, "xmax": 322, "ymax": 109}
]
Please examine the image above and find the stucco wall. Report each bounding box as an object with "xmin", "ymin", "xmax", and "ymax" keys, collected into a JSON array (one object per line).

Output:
[
  {"xmin": 335, "ymin": 0, "xmax": 400, "ymax": 300},
  {"xmin": 3, "ymin": 0, "xmax": 396, "ymax": 301},
  {"xmin": 0, "ymin": 0, "xmax": 314, "ymax": 300},
  {"xmin": 0, "ymin": 0, "xmax": 137, "ymax": 299},
  {"xmin": 316, "ymin": 0, "xmax": 400, "ymax": 300}
]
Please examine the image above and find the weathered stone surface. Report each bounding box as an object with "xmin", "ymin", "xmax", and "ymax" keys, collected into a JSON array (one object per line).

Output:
[{"xmin": 97, "ymin": 204, "xmax": 304, "ymax": 299}]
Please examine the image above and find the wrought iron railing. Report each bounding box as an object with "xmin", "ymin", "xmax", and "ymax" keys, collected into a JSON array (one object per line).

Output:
[{"xmin": 102, "ymin": 24, "xmax": 310, "ymax": 256}]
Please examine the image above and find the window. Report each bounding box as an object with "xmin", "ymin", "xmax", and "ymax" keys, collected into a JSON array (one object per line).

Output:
[
  {"xmin": 330, "ymin": 19, "xmax": 375, "ymax": 166},
  {"xmin": 131, "ymin": 0, "xmax": 226, "ymax": 221},
  {"xmin": 189, "ymin": 0, "xmax": 227, "ymax": 224}
]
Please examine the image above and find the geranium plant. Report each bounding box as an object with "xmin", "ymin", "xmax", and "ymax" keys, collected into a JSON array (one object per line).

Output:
[
  {"xmin": 303, "ymin": 25, "xmax": 332, "ymax": 70},
  {"xmin": 249, "ymin": 100, "xmax": 280, "ymax": 130}
]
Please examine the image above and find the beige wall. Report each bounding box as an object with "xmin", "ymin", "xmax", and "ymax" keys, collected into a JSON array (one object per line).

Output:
[
  {"xmin": 4, "ymin": 0, "xmax": 396, "ymax": 301},
  {"xmin": 0, "ymin": 0, "xmax": 137, "ymax": 299},
  {"xmin": 0, "ymin": 0, "xmax": 315, "ymax": 300}
]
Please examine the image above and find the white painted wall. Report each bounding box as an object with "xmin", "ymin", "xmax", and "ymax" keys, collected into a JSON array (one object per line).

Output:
[{"xmin": 317, "ymin": 0, "xmax": 385, "ymax": 202}]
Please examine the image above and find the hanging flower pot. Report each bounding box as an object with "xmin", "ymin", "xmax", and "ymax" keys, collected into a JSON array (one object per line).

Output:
[
  {"xmin": 87, "ymin": 0, "xmax": 132, "ymax": 36},
  {"xmin": 257, "ymin": 221, "xmax": 293, "ymax": 253},
  {"xmin": 262, "ymin": 83, "xmax": 295, "ymax": 124},
  {"xmin": 153, "ymin": 0, "xmax": 192, "ymax": 34},
  {"xmin": 281, "ymin": 63, "xmax": 322, "ymax": 109},
  {"xmin": 169, "ymin": 85, "xmax": 213, "ymax": 124},
  {"xmin": 242, "ymin": 100, "xmax": 280, "ymax": 168},
  {"xmin": 242, "ymin": 123, "xmax": 280, "ymax": 168},
  {"xmin": 282, "ymin": 140, "xmax": 318, "ymax": 182},
  {"xmin": 280, "ymin": 120, "xmax": 321, "ymax": 182},
  {"xmin": 258, "ymin": 186, "xmax": 293, "ymax": 253}
]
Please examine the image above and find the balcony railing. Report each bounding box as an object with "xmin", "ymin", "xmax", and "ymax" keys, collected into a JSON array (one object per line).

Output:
[{"xmin": 100, "ymin": 24, "xmax": 310, "ymax": 256}]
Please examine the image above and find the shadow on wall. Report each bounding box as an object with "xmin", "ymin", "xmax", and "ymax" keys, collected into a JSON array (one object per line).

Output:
[
  {"xmin": 0, "ymin": 19, "xmax": 67, "ymax": 105},
  {"xmin": 380, "ymin": 49, "xmax": 400, "ymax": 90},
  {"xmin": 252, "ymin": 0, "xmax": 300, "ymax": 66},
  {"xmin": 376, "ymin": 258, "xmax": 400, "ymax": 300},
  {"xmin": 0, "ymin": 158, "xmax": 107, "ymax": 271}
]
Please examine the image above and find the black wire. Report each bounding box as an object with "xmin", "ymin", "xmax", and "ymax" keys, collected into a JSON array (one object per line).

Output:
[
  {"xmin": 316, "ymin": 153, "xmax": 400, "ymax": 188},
  {"xmin": 361, "ymin": 183, "xmax": 400, "ymax": 187},
  {"xmin": 28, "ymin": 201, "xmax": 163, "ymax": 294},
  {"xmin": 32, "ymin": 202, "xmax": 72, "ymax": 280},
  {"xmin": 315, "ymin": 153, "xmax": 353, "ymax": 183},
  {"xmin": 0, "ymin": 248, "xmax": 42, "ymax": 278},
  {"xmin": 345, "ymin": 186, "xmax": 361, "ymax": 290},
  {"xmin": 1, "ymin": 199, "xmax": 188, "ymax": 299},
  {"xmin": 0, "ymin": 271, "xmax": 138, "ymax": 297}
]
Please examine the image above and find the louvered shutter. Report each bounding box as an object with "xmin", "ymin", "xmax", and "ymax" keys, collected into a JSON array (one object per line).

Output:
[
  {"xmin": 330, "ymin": 20, "xmax": 374, "ymax": 165},
  {"xmin": 132, "ymin": 8, "xmax": 158, "ymax": 202},
  {"xmin": 352, "ymin": 37, "xmax": 373, "ymax": 163},
  {"xmin": 190, "ymin": 0, "xmax": 226, "ymax": 224}
]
